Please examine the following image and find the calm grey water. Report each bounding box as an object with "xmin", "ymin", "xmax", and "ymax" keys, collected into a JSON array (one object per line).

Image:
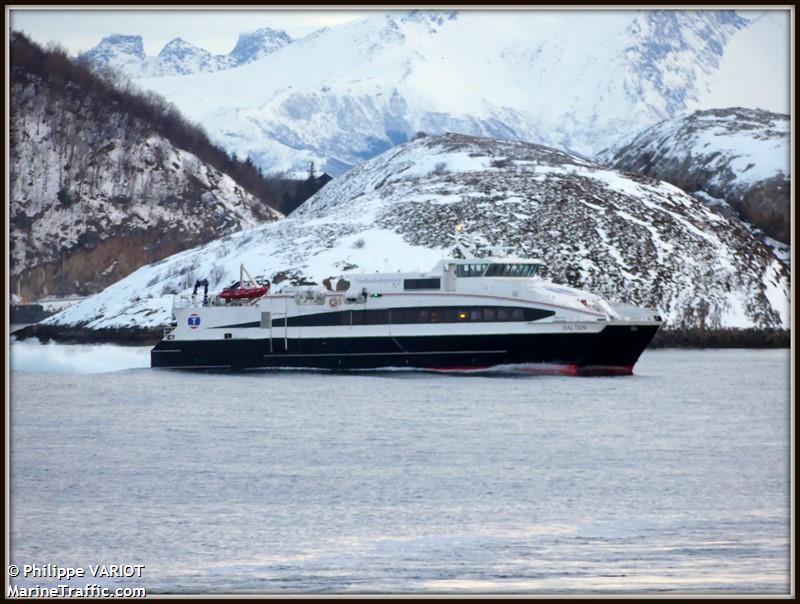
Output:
[{"xmin": 8, "ymin": 346, "xmax": 791, "ymax": 594}]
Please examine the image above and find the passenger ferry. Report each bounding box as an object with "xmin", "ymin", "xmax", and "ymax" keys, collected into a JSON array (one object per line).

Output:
[{"xmin": 151, "ymin": 253, "xmax": 662, "ymax": 375}]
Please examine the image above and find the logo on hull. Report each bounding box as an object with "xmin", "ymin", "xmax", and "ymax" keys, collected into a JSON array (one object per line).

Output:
[{"xmin": 188, "ymin": 313, "xmax": 201, "ymax": 329}]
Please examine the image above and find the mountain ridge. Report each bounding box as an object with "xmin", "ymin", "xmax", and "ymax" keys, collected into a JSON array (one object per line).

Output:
[
  {"xmin": 85, "ymin": 9, "xmax": 788, "ymax": 178},
  {"xmin": 79, "ymin": 27, "xmax": 293, "ymax": 77}
]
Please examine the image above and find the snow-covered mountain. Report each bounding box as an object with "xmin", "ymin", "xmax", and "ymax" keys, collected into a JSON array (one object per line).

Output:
[
  {"xmin": 78, "ymin": 34, "xmax": 149, "ymax": 76},
  {"xmin": 117, "ymin": 9, "xmax": 788, "ymax": 176},
  {"xmin": 155, "ymin": 38, "xmax": 219, "ymax": 76},
  {"xmin": 46, "ymin": 133, "xmax": 789, "ymax": 333},
  {"xmin": 228, "ymin": 28, "xmax": 294, "ymax": 64},
  {"xmin": 597, "ymin": 108, "xmax": 790, "ymax": 244},
  {"xmin": 79, "ymin": 27, "xmax": 292, "ymax": 78},
  {"xmin": 10, "ymin": 33, "xmax": 283, "ymax": 300}
]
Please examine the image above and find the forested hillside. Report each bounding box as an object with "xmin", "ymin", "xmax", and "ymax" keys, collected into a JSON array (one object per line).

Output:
[{"xmin": 10, "ymin": 33, "xmax": 284, "ymax": 299}]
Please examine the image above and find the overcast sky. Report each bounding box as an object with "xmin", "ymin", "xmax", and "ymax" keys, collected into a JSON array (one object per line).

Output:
[{"xmin": 9, "ymin": 9, "xmax": 375, "ymax": 56}]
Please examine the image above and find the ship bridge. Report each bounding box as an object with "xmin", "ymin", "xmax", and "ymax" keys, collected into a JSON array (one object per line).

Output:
[{"xmin": 430, "ymin": 257, "xmax": 545, "ymax": 279}]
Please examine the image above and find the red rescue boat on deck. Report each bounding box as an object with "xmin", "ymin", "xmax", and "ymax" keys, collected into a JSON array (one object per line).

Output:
[
  {"xmin": 220, "ymin": 284, "xmax": 269, "ymax": 301},
  {"xmin": 219, "ymin": 264, "xmax": 270, "ymax": 302}
]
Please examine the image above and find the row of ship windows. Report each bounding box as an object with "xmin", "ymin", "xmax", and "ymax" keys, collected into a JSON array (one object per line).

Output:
[
  {"xmin": 455, "ymin": 263, "xmax": 540, "ymax": 278},
  {"xmin": 271, "ymin": 306, "xmax": 555, "ymax": 327}
]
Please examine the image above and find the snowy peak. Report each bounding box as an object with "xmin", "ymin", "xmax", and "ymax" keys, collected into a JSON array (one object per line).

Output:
[
  {"xmin": 156, "ymin": 37, "xmax": 217, "ymax": 76},
  {"xmin": 393, "ymin": 10, "xmax": 458, "ymax": 30},
  {"xmin": 598, "ymin": 106, "xmax": 790, "ymax": 243},
  {"xmin": 229, "ymin": 27, "xmax": 293, "ymax": 63},
  {"xmin": 91, "ymin": 33, "xmax": 146, "ymax": 58},
  {"xmin": 48, "ymin": 133, "xmax": 789, "ymax": 332},
  {"xmin": 157, "ymin": 37, "xmax": 204, "ymax": 57},
  {"xmin": 80, "ymin": 27, "xmax": 294, "ymax": 78},
  {"xmin": 80, "ymin": 34, "xmax": 147, "ymax": 74}
]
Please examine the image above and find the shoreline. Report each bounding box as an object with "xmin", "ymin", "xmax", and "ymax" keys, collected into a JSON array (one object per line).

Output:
[
  {"xmin": 11, "ymin": 323, "xmax": 163, "ymax": 346},
  {"xmin": 10, "ymin": 323, "xmax": 791, "ymax": 349},
  {"xmin": 649, "ymin": 328, "xmax": 790, "ymax": 349}
]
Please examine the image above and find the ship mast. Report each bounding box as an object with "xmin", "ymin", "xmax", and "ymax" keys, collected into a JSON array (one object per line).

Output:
[
  {"xmin": 240, "ymin": 263, "xmax": 257, "ymax": 287},
  {"xmin": 453, "ymin": 223, "xmax": 475, "ymax": 259}
]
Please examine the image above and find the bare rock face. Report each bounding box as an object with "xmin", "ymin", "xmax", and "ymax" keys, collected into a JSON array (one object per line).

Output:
[
  {"xmin": 10, "ymin": 34, "xmax": 283, "ymax": 300},
  {"xmin": 733, "ymin": 175, "xmax": 790, "ymax": 244},
  {"xmin": 598, "ymin": 107, "xmax": 790, "ymax": 243},
  {"xmin": 49, "ymin": 133, "xmax": 789, "ymax": 332}
]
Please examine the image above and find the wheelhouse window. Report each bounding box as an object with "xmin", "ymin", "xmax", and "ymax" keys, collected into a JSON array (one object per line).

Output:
[
  {"xmin": 404, "ymin": 278, "xmax": 441, "ymax": 290},
  {"xmin": 456, "ymin": 263, "xmax": 489, "ymax": 277},
  {"xmin": 485, "ymin": 263, "xmax": 539, "ymax": 278}
]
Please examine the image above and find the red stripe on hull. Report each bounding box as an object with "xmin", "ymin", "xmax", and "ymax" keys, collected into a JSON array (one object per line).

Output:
[
  {"xmin": 426, "ymin": 364, "xmax": 634, "ymax": 376},
  {"xmin": 575, "ymin": 365, "xmax": 634, "ymax": 377}
]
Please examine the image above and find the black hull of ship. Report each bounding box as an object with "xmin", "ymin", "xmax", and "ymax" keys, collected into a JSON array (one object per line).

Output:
[{"xmin": 151, "ymin": 324, "xmax": 659, "ymax": 375}]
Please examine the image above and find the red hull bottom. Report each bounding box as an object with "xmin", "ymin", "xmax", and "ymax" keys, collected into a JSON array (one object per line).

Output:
[{"xmin": 427, "ymin": 363, "xmax": 635, "ymax": 376}]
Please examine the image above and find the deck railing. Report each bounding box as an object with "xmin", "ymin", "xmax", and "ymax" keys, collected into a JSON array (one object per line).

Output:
[{"xmin": 173, "ymin": 294, "xmax": 226, "ymax": 309}]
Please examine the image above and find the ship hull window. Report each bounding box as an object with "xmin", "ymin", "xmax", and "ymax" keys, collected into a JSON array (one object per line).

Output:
[{"xmin": 404, "ymin": 278, "xmax": 441, "ymax": 290}]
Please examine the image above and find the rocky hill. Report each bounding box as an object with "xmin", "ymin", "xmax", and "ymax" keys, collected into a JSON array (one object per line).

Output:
[
  {"xmin": 597, "ymin": 107, "xmax": 791, "ymax": 244},
  {"xmin": 79, "ymin": 28, "xmax": 292, "ymax": 78},
  {"xmin": 10, "ymin": 33, "xmax": 283, "ymax": 300},
  {"xmin": 45, "ymin": 133, "xmax": 789, "ymax": 333}
]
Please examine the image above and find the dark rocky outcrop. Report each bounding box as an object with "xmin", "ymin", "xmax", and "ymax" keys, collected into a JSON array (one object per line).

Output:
[
  {"xmin": 598, "ymin": 107, "xmax": 790, "ymax": 243},
  {"xmin": 12, "ymin": 323, "xmax": 163, "ymax": 346}
]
